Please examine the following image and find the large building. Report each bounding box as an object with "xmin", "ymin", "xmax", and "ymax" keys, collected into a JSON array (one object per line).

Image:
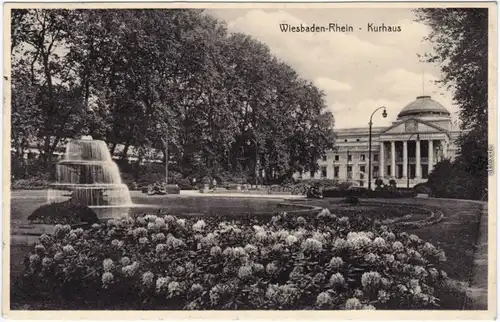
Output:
[{"xmin": 301, "ymin": 95, "xmax": 461, "ymax": 188}]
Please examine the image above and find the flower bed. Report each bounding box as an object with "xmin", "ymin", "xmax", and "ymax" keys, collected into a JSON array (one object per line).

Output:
[{"xmin": 14, "ymin": 209, "xmax": 450, "ymax": 310}]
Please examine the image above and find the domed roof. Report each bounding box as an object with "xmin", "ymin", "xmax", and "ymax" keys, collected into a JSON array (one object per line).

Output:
[{"xmin": 398, "ymin": 96, "xmax": 450, "ymax": 118}]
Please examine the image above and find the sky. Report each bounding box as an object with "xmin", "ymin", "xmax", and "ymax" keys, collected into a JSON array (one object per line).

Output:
[{"xmin": 208, "ymin": 8, "xmax": 458, "ymax": 129}]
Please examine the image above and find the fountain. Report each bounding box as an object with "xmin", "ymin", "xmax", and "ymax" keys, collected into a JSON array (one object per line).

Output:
[{"xmin": 47, "ymin": 136, "xmax": 133, "ymax": 218}]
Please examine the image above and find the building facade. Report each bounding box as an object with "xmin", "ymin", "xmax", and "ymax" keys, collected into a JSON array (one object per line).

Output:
[{"xmin": 301, "ymin": 96, "xmax": 461, "ymax": 188}]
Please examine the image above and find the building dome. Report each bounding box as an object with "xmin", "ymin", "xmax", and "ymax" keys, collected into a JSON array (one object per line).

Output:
[{"xmin": 397, "ymin": 96, "xmax": 450, "ymax": 119}]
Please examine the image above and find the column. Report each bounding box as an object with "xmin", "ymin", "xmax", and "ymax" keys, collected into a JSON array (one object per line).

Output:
[
  {"xmin": 428, "ymin": 140, "xmax": 434, "ymax": 174},
  {"xmin": 403, "ymin": 141, "xmax": 408, "ymax": 178},
  {"xmin": 442, "ymin": 140, "xmax": 447, "ymax": 159},
  {"xmin": 379, "ymin": 141, "xmax": 385, "ymax": 178},
  {"xmin": 391, "ymin": 141, "xmax": 396, "ymax": 177},
  {"xmin": 416, "ymin": 139, "xmax": 421, "ymax": 178}
]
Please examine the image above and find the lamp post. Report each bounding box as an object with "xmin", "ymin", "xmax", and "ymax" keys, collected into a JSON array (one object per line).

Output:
[
  {"xmin": 368, "ymin": 106, "xmax": 388, "ymax": 191},
  {"xmin": 407, "ymin": 133, "xmax": 420, "ymax": 188},
  {"xmin": 156, "ymin": 123, "xmax": 168, "ymax": 184}
]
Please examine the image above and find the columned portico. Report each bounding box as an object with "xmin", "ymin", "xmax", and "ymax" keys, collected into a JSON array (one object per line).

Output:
[
  {"xmin": 379, "ymin": 141, "xmax": 385, "ymax": 177},
  {"xmin": 402, "ymin": 141, "xmax": 408, "ymax": 178},
  {"xmin": 307, "ymin": 96, "xmax": 459, "ymax": 188},
  {"xmin": 428, "ymin": 140, "xmax": 434, "ymax": 173},
  {"xmin": 416, "ymin": 140, "xmax": 421, "ymax": 178}
]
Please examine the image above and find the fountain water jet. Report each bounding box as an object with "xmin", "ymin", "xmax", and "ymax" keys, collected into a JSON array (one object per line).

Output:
[{"xmin": 47, "ymin": 136, "xmax": 134, "ymax": 218}]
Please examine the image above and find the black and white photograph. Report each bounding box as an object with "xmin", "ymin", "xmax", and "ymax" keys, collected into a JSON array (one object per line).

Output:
[{"xmin": 3, "ymin": 2, "xmax": 497, "ymax": 319}]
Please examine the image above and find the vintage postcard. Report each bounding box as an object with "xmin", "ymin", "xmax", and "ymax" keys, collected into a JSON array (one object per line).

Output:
[{"xmin": 2, "ymin": 1, "xmax": 497, "ymax": 320}]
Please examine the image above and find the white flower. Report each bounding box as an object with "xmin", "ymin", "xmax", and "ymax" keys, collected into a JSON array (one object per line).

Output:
[
  {"xmin": 142, "ymin": 271, "xmax": 154, "ymax": 286},
  {"xmin": 122, "ymin": 262, "xmax": 139, "ymax": 277},
  {"xmin": 373, "ymin": 237, "xmax": 387, "ymax": 249},
  {"xmin": 139, "ymin": 237, "xmax": 149, "ymax": 244},
  {"xmin": 333, "ymin": 238, "xmax": 348, "ymax": 250},
  {"xmin": 168, "ymin": 281, "xmax": 180, "ymax": 293},
  {"xmin": 345, "ymin": 298, "xmax": 363, "ymax": 310},
  {"xmin": 329, "ymin": 256, "xmax": 344, "ymax": 269},
  {"xmin": 164, "ymin": 215, "xmax": 176, "ymax": 223},
  {"xmin": 377, "ymin": 290, "xmax": 390, "ymax": 303},
  {"xmin": 244, "ymin": 244, "xmax": 258, "ymax": 254},
  {"xmin": 147, "ymin": 222, "xmax": 160, "ymax": 232},
  {"xmin": 329, "ymin": 273, "xmax": 345, "ymax": 286},
  {"xmin": 54, "ymin": 252, "xmax": 64, "ymax": 261},
  {"xmin": 312, "ymin": 231, "xmax": 326, "ymax": 243},
  {"xmin": 190, "ymin": 283, "xmax": 204, "ymax": 293},
  {"xmin": 152, "ymin": 233, "xmax": 166, "ymax": 242},
  {"xmin": 361, "ymin": 272, "xmax": 381, "ymax": 290},
  {"xmin": 103, "ymin": 258, "xmax": 114, "ymax": 272},
  {"xmin": 166, "ymin": 235, "xmax": 185, "ymax": 249},
  {"xmin": 102, "ymin": 272, "xmax": 114, "ymax": 285},
  {"xmin": 63, "ymin": 245, "xmax": 75, "ymax": 254},
  {"xmin": 156, "ymin": 277, "xmax": 170, "ymax": 293},
  {"xmin": 296, "ymin": 216, "xmax": 307, "ymax": 225},
  {"xmin": 176, "ymin": 218, "xmax": 186, "ymax": 227},
  {"xmin": 255, "ymin": 231, "xmax": 268, "ymax": 242},
  {"xmin": 392, "ymin": 241, "xmax": 404, "ymax": 252},
  {"xmin": 238, "ymin": 265, "xmax": 253, "ymax": 279},
  {"xmin": 384, "ymin": 254, "xmax": 395, "ymax": 263},
  {"xmin": 414, "ymin": 266, "xmax": 429, "ymax": 279},
  {"xmin": 363, "ymin": 304, "xmax": 376, "ymax": 310},
  {"xmin": 252, "ymin": 263, "xmax": 264, "ymax": 272},
  {"xmin": 266, "ymin": 263, "xmax": 278, "ymax": 274},
  {"xmin": 253, "ymin": 225, "xmax": 265, "ymax": 232},
  {"xmin": 120, "ymin": 257, "xmax": 131, "ymax": 266},
  {"xmin": 144, "ymin": 214, "xmax": 158, "ymax": 222},
  {"xmin": 316, "ymin": 292, "xmax": 333, "ymax": 306},
  {"xmin": 133, "ymin": 227, "xmax": 148, "ymax": 238},
  {"xmin": 155, "ymin": 217, "xmax": 166, "ymax": 228},
  {"xmin": 210, "ymin": 246, "xmax": 222, "ymax": 256},
  {"xmin": 285, "ymin": 235, "xmax": 298, "ymax": 245},
  {"xmin": 364, "ymin": 253, "xmax": 379, "ymax": 264},
  {"xmin": 409, "ymin": 234, "xmax": 421, "ymax": 243},
  {"xmin": 29, "ymin": 254, "xmax": 40, "ymax": 265},
  {"xmin": 301, "ymin": 238, "xmax": 323, "ymax": 252},
  {"xmin": 42, "ymin": 257, "xmax": 53, "ymax": 268},
  {"xmin": 192, "ymin": 220, "xmax": 207, "ymax": 232}
]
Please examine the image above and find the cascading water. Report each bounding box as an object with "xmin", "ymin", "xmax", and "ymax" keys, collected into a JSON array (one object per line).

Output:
[{"xmin": 47, "ymin": 136, "xmax": 133, "ymax": 208}]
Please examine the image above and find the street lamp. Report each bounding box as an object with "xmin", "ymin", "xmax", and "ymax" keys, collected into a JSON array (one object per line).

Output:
[
  {"xmin": 407, "ymin": 133, "xmax": 420, "ymax": 188},
  {"xmin": 368, "ymin": 106, "xmax": 388, "ymax": 191},
  {"xmin": 156, "ymin": 123, "xmax": 168, "ymax": 184}
]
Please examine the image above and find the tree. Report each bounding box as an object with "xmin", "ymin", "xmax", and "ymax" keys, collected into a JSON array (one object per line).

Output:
[{"xmin": 415, "ymin": 8, "xmax": 488, "ymax": 199}]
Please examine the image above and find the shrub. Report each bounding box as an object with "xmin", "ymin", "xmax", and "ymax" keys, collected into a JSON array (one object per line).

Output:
[
  {"xmin": 28, "ymin": 201, "xmax": 99, "ymax": 225},
  {"xmin": 12, "ymin": 176, "xmax": 52, "ymax": 190},
  {"xmin": 16, "ymin": 209, "xmax": 450, "ymax": 310},
  {"xmin": 143, "ymin": 182, "xmax": 180, "ymax": 195}
]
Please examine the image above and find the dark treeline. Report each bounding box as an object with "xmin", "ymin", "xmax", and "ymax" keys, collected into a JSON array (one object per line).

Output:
[
  {"xmin": 11, "ymin": 9, "xmax": 335, "ymax": 184},
  {"xmin": 415, "ymin": 8, "xmax": 488, "ymax": 200}
]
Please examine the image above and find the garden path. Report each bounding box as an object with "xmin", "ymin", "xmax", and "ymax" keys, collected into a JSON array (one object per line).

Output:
[{"xmin": 464, "ymin": 203, "xmax": 489, "ymax": 310}]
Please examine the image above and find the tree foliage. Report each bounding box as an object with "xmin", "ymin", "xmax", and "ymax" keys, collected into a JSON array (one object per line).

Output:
[
  {"xmin": 10, "ymin": 9, "xmax": 335, "ymax": 183},
  {"xmin": 415, "ymin": 8, "xmax": 488, "ymax": 200}
]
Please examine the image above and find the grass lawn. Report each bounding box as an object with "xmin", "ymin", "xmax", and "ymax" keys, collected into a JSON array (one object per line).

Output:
[{"xmin": 9, "ymin": 191, "xmax": 484, "ymax": 310}]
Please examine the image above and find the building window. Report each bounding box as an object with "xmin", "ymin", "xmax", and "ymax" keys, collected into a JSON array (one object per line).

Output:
[
  {"xmin": 360, "ymin": 165, "xmax": 366, "ymax": 173},
  {"xmin": 360, "ymin": 154, "xmax": 365, "ymax": 161},
  {"xmin": 356, "ymin": 138, "xmax": 360, "ymax": 142},
  {"xmin": 322, "ymin": 155, "xmax": 327, "ymax": 161},
  {"xmin": 335, "ymin": 155, "xmax": 339, "ymax": 161},
  {"xmin": 344, "ymin": 139, "xmax": 348, "ymax": 142},
  {"xmin": 348, "ymin": 154, "xmax": 352, "ymax": 162},
  {"xmin": 373, "ymin": 166, "xmax": 379, "ymax": 178},
  {"xmin": 347, "ymin": 165, "xmax": 352, "ymax": 179},
  {"xmin": 334, "ymin": 166, "xmax": 339, "ymax": 178},
  {"xmin": 321, "ymin": 166, "xmax": 327, "ymax": 178},
  {"xmin": 374, "ymin": 154, "xmax": 379, "ymax": 162}
]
